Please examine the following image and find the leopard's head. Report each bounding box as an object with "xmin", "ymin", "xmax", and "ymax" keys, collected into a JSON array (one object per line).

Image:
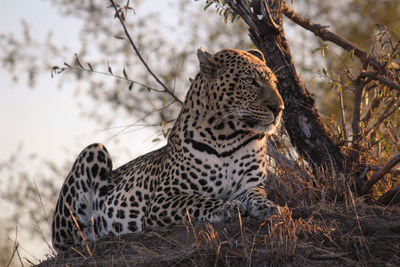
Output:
[{"xmin": 196, "ymin": 48, "xmax": 284, "ymax": 135}]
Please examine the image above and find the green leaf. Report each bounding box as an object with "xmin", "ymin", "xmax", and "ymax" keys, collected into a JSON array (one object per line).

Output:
[
  {"xmin": 128, "ymin": 81, "xmax": 134, "ymax": 91},
  {"xmin": 108, "ymin": 65, "xmax": 113, "ymax": 75}
]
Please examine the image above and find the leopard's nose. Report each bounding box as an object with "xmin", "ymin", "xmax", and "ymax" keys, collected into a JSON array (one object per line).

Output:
[{"xmin": 266, "ymin": 104, "xmax": 284, "ymax": 117}]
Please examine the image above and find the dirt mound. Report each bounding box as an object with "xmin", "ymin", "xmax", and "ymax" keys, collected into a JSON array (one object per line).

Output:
[{"xmin": 36, "ymin": 203, "xmax": 400, "ymax": 266}]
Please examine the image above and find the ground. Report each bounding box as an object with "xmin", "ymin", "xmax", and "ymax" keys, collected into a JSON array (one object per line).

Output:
[{"xmin": 36, "ymin": 203, "xmax": 400, "ymax": 266}]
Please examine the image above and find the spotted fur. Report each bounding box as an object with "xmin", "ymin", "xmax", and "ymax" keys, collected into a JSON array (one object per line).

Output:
[{"xmin": 52, "ymin": 48, "xmax": 284, "ymax": 252}]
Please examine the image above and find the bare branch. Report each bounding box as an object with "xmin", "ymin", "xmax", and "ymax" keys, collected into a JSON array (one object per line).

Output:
[
  {"xmin": 350, "ymin": 59, "xmax": 370, "ymax": 164},
  {"xmin": 338, "ymin": 89, "xmax": 347, "ymax": 141},
  {"xmin": 228, "ymin": 0, "xmax": 260, "ymax": 37},
  {"xmin": 361, "ymin": 92, "xmax": 383, "ymax": 130},
  {"xmin": 378, "ymin": 183, "xmax": 400, "ymax": 206},
  {"xmin": 109, "ymin": 0, "xmax": 183, "ymax": 105},
  {"xmin": 54, "ymin": 65, "xmax": 164, "ymax": 93},
  {"xmin": 364, "ymin": 100, "xmax": 399, "ymax": 138},
  {"xmin": 261, "ymin": 0, "xmax": 281, "ymax": 32},
  {"xmin": 267, "ymin": 140, "xmax": 309, "ymax": 180},
  {"xmin": 370, "ymin": 166, "xmax": 400, "ymax": 176},
  {"xmin": 360, "ymin": 152, "xmax": 400, "ymax": 195},
  {"xmin": 360, "ymin": 71, "xmax": 400, "ymax": 92},
  {"xmin": 105, "ymin": 100, "xmax": 177, "ymax": 142},
  {"xmin": 350, "ymin": 80, "xmax": 365, "ymax": 161},
  {"xmin": 281, "ymin": 2, "xmax": 391, "ymax": 75}
]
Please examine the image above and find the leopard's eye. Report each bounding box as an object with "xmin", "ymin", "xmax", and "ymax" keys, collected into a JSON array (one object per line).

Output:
[{"xmin": 244, "ymin": 77, "xmax": 258, "ymax": 86}]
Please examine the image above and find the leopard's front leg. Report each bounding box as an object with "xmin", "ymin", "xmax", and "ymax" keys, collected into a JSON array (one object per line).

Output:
[
  {"xmin": 144, "ymin": 193, "xmax": 246, "ymax": 228},
  {"xmin": 235, "ymin": 186, "xmax": 280, "ymax": 220}
]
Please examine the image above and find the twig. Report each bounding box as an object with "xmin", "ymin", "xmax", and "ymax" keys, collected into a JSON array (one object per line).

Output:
[
  {"xmin": 361, "ymin": 92, "xmax": 383, "ymax": 130},
  {"xmin": 370, "ymin": 166, "xmax": 400, "ymax": 176},
  {"xmin": 33, "ymin": 179, "xmax": 51, "ymax": 231},
  {"xmin": 105, "ymin": 99, "xmax": 177, "ymax": 142},
  {"xmin": 64, "ymin": 203, "xmax": 94, "ymax": 258},
  {"xmin": 228, "ymin": 0, "xmax": 260, "ymax": 37},
  {"xmin": 338, "ymin": 88, "xmax": 347, "ymax": 141},
  {"xmin": 281, "ymin": 2, "xmax": 391, "ymax": 75},
  {"xmin": 360, "ymin": 71, "xmax": 400, "ymax": 92},
  {"xmin": 350, "ymin": 58, "xmax": 370, "ymax": 164},
  {"xmin": 6, "ymin": 230, "xmax": 18, "ymax": 267},
  {"xmin": 16, "ymin": 245, "xmax": 24, "ymax": 267},
  {"xmin": 262, "ymin": 0, "xmax": 281, "ymax": 32},
  {"xmin": 360, "ymin": 152, "xmax": 400, "ymax": 195},
  {"xmin": 267, "ymin": 140, "xmax": 309, "ymax": 180},
  {"xmin": 109, "ymin": 0, "xmax": 182, "ymax": 105},
  {"xmin": 53, "ymin": 65, "xmax": 165, "ymax": 93},
  {"xmin": 378, "ymin": 183, "xmax": 400, "ymax": 205},
  {"xmin": 7, "ymin": 227, "xmax": 24, "ymax": 267},
  {"xmin": 364, "ymin": 100, "xmax": 399, "ymax": 138}
]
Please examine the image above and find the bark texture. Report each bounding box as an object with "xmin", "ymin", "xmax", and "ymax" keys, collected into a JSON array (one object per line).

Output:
[{"xmin": 227, "ymin": 0, "xmax": 346, "ymax": 173}]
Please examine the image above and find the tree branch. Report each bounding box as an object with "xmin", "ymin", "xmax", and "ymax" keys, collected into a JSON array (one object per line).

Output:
[
  {"xmin": 349, "ymin": 77, "xmax": 366, "ymax": 165},
  {"xmin": 370, "ymin": 166, "xmax": 400, "ymax": 176},
  {"xmin": 360, "ymin": 152, "xmax": 400, "ymax": 195},
  {"xmin": 53, "ymin": 65, "xmax": 165, "ymax": 93},
  {"xmin": 364, "ymin": 100, "xmax": 399, "ymax": 138},
  {"xmin": 338, "ymin": 89, "xmax": 347, "ymax": 141},
  {"xmin": 350, "ymin": 58, "xmax": 370, "ymax": 165},
  {"xmin": 360, "ymin": 71, "xmax": 400, "ymax": 92},
  {"xmin": 378, "ymin": 184, "xmax": 400, "ymax": 205},
  {"xmin": 378, "ymin": 183, "xmax": 400, "ymax": 206},
  {"xmin": 261, "ymin": 0, "xmax": 281, "ymax": 32},
  {"xmin": 226, "ymin": 0, "xmax": 346, "ymax": 174},
  {"xmin": 267, "ymin": 140, "xmax": 309, "ymax": 180},
  {"xmin": 281, "ymin": 2, "xmax": 391, "ymax": 75},
  {"xmin": 109, "ymin": 0, "xmax": 183, "ymax": 105},
  {"xmin": 361, "ymin": 91, "xmax": 383, "ymax": 131}
]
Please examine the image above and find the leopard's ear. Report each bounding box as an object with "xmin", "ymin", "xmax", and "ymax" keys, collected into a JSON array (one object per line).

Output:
[
  {"xmin": 197, "ymin": 47, "xmax": 223, "ymax": 77},
  {"xmin": 247, "ymin": 49, "xmax": 266, "ymax": 63}
]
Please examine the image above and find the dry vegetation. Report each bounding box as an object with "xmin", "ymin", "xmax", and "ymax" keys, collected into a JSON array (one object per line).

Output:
[
  {"xmin": 35, "ymin": 205, "xmax": 400, "ymax": 266},
  {"xmin": 34, "ymin": 162, "xmax": 400, "ymax": 267}
]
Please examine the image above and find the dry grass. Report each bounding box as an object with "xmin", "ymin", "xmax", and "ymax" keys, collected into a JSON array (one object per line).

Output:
[
  {"xmin": 35, "ymin": 202, "xmax": 400, "ymax": 267},
  {"xmin": 34, "ymin": 162, "xmax": 400, "ymax": 267}
]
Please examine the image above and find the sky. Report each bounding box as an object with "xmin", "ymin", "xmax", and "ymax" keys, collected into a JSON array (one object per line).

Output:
[
  {"xmin": 0, "ymin": 1, "xmax": 175, "ymax": 168},
  {"xmin": 0, "ymin": 0, "xmax": 175, "ymax": 263}
]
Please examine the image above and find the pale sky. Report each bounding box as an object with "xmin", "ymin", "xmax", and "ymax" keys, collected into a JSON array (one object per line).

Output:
[{"xmin": 0, "ymin": 0, "xmax": 176, "ymax": 167}]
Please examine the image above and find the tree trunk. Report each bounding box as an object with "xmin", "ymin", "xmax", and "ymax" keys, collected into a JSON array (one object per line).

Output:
[{"xmin": 227, "ymin": 0, "xmax": 346, "ymax": 174}]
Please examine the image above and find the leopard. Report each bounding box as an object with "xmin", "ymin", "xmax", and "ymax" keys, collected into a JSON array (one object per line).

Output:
[{"xmin": 51, "ymin": 47, "xmax": 285, "ymax": 252}]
